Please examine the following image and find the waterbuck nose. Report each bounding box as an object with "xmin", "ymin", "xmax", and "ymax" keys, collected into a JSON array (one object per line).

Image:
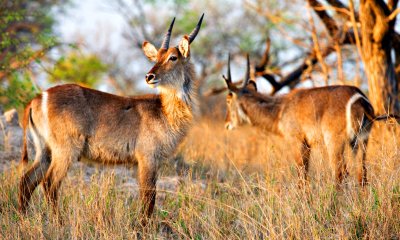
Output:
[{"xmin": 146, "ymin": 73, "xmax": 155, "ymax": 82}]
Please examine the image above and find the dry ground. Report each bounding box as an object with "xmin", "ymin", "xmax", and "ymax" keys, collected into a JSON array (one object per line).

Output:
[{"xmin": 1, "ymin": 117, "xmax": 400, "ymax": 239}]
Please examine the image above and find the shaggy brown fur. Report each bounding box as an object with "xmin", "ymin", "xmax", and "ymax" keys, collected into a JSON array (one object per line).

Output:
[
  {"xmin": 19, "ymin": 15, "xmax": 203, "ymax": 219},
  {"xmin": 224, "ymin": 56, "xmax": 399, "ymax": 187}
]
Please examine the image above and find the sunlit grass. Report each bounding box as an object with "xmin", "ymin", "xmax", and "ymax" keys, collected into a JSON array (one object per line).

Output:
[{"xmin": 0, "ymin": 118, "xmax": 399, "ymax": 239}]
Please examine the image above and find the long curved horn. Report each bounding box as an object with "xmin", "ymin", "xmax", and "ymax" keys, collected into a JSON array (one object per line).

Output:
[
  {"xmin": 223, "ymin": 53, "xmax": 235, "ymax": 89},
  {"xmin": 188, "ymin": 13, "xmax": 204, "ymax": 44},
  {"xmin": 161, "ymin": 17, "xmax": 175, "ymax": 49},
  {"xmin": 242, "ymin": 53, "xmax": 250, "ymax": 88}
]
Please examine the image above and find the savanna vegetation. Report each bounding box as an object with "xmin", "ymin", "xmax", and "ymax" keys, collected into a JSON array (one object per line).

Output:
[{"xmin": 1, "ymin": 0, "xmax": 400, "ymax": 239}]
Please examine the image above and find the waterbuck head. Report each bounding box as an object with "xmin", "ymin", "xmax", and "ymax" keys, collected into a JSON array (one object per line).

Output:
[
  {"xmin": 142, "ymin": 14, "xmax": 204, "ymax": 90},
  {"xmin": 223, "ymin": 54, "xmax": 257, "ymax": 130}
]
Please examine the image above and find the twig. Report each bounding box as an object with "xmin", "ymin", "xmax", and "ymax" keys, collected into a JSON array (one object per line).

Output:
[{"xmin": 307, "ymin": 2, "xmax": 330, "ymax": 84}]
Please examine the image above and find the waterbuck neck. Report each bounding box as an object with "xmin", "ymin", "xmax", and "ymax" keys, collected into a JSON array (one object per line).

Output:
[
  {"xmin": 159, "ymin": 65, "xmax": 198, "ymax": 131},
  {"xmin": 240, "ymin": 94, "xmax": 283, "ymax": 134}
]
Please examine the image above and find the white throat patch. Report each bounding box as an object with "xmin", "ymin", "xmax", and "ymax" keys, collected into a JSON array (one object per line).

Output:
[{"xmin": 237, "ymin": 103, "xmax": 251, "ymax": 125}]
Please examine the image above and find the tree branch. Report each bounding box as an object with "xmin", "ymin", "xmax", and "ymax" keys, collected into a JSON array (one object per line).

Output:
[
  {"xmin": 373, "ymin": 0, "xmax": 392, "ymax": 16},
  {"xmin": 368, "ymin": 0, "xmax": 391, "ymax": 43},
  {"xmin": 307, "ymin": 0, "xmax": 339, "ymax": 37},
  {"xmin": 208, "ymin": 0, "xmax": 400, "ymax": 97},
  {"xmin": 5, "ymin": 22, "xmax": 41, "ymax": 34},
  {"xmin": 388, "ymin": 0, "xmax": 399, "ymax": 11},
  {"xmin": 255, "ymin": 38, "xmax": 271, "ymax": 73},
  {"xmin": 266, "ymin": 47, "xmax": 333, "ymax": 94},
  {"xmin": 326, "ymin": 0, "xmax": 359, "ymax": 20},
  {"xmin": 388, "ymin": 8, "xmax": 400, "ymax": 22},
  {"xmin": 203, "ymin": 80, "xmax": 243, "ymax": 96},
  {"xmin": 0, "ymin": 47, "xmax": 49, "ymax": 80}
]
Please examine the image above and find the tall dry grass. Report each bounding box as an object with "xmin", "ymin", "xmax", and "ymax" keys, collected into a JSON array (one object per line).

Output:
[{"xmin": 1, "ymin": 117, "xmax": 399, "ymax": 239}]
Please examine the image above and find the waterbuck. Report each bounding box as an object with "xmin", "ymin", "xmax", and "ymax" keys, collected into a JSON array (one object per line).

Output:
[
  {"xmin": 223, "ymin": 54, "xmax": 398, "ymax": 187},
  {"xmin": 18, "ymin": 14, "xmax": 204, "ymax": 217}
]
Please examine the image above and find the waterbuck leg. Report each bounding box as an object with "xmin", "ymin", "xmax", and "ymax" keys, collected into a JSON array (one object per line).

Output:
[
  {"xmin": 357, "ymin": 138, "xmax": 369, "ymax": 187},
  {"xmin": 19, "ymin": 147, "xmax": 51, "ymax": 213},
  {"xmin": 350, "ymin": 137, "xmax": 369, "ymax": 187},
  {"xmin": 328, "ymin": 142, "xmax": 346, "ymax": 188},
  {"xmin": 41, "ymin": 148, "xmax": 78, "ymax": 215},
  {"xmin": 301, "ymin": 142, "xmax": 311, "ymax": 181},
  {"xmin": 138, "ymin": 157, "xmax": 158, "ymax": 220},
  {"xmin": 293, "ymin": 140, "xmax": 310, "ymax": 188}
]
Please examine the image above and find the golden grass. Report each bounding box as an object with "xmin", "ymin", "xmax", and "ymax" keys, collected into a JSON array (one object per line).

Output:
[{"xmin": 1, "ymin": 118, "xmax": 400, "ymax": 239}]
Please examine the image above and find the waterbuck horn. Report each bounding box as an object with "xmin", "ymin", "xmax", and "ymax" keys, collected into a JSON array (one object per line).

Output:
[
  {"xmin": 161, "ymin": 17, "xmax": 176, "ymax": 49},
  {"xmin": 242, "ymin": 53, "xmax": 251, "ymax": 88},
  {"xmin": 188, "ymin": 13, "xmax": 204, "ymax": 44},
  {"xmin": 223, "ymin": 53, "xmax": 235, "ymax": 90}
]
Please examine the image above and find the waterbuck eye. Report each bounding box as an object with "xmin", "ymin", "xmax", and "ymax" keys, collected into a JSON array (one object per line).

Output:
[{"xmin": 169, "ymin": 56, "xmax": 177, "ymax": 61}]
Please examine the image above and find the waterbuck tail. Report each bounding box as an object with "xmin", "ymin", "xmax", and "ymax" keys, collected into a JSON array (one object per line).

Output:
[{"xmin": 18, "ymin": 102, "xmax": 32, "ymax": 172}]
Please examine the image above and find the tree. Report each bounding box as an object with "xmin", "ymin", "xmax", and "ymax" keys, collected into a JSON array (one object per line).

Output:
[
  {"xmin": 0, "ymin": 0, "xmax": 63, "ymax": 109},
  {"xmin": 49, "ymin": 52, "xmax": 108, "ymax": 87},
  {"xmin": 0, "ymin": 0, "xmax": 62, "ymax": 79},
  {"xmin": 0, "ymin": 0, "xmax": 109, "ymax": 109},
  {"xmin": 359, "ymin": 0, "xmax": 399, "ymax": 114},
  {"xmin": 249, "ymin": 0, "xmax": 400, "ymax": 115}
]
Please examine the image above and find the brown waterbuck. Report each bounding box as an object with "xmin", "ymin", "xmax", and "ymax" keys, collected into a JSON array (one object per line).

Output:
[
  {"xmin": 18, "ymin": 14, "xmax": 204, "ymax": 217},
  {"xmin": 223, "ymin": 54, "xmax": 398, "ymax": 187}
]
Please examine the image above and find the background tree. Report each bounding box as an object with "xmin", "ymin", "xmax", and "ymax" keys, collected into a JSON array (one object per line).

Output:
[
  {"xmin": 0, "ymin": 0, "xmax": 110, "ymax": 109},
  {"xmin": 359, "ymin": 0, "xmax": 399, "ymax": 114},
  {"xmin": 0, "ymin": 0, "xmax": 60, "ymax": 108},
  {"xmin": 2, "ymin": 0, "xmax": 399, "ymax": 116},
  {"xmin": 0, "ymin": 0, "xmax": 61, "ymax": 79},
  {"xmin": 240, "ymin": 0, "xmax": 400, "ymax": 115}
]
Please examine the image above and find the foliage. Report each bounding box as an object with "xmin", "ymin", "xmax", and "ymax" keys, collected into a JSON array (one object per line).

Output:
[
  {"xmin": 0, "ymin": 73, "xmax": 38, "ymax": 110},
  {"xmin": 0, "ymin": 0, "xmax": 64, "ymax": 109},
  {"xmin": 49, "ymin": 52, "xmax": 108, "ymax": 87},
  {"xmin": 0, "ymin": 0, "xmax": 60, "ymax": 75}
]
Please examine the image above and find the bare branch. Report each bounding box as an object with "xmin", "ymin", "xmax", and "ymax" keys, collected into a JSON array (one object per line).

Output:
[
  {"xmin": 388, "ymin": 8, "xmax": 400, "ymax": 21},
  {"xmin": 260, "ymin": 73, "xmax": 281, "ymax": 91},
  {"xmin": 348, "ymin": 0, "xmax": 364, "ymax": 62},
  {"xmin": 326, "ymin": 0, "xmax": 349, "ymax": 10},
  {"xmin": 335, "ymin": 43, "xmax": 344, "ymax": 84},
  {"xmin": 368, "ymin": 0, "xmax": 391, "ymax": 43},
  {"xmin": 307, "ymin": 2, "xmax": 330, "ymax": 84},
  {"xmin": 372, "ymin": 0, "xmax": 392, "ymax": 16},
  {"xmin": 326, "ymin": 0, "xmax": 359, "ymax": 19},
  {"xmin": 5, "ymin": 22, "xmax": 41, "ymax": 34},
  {"xmin": 307, "ymin": 0, "xmax": 339, "ymax": 37},
  {"xmin": 255, "ymin": 38, "xmax": 271, "ymax": 73},
  {"xmin": 263, "ymin": 45, "xmax": 334, "ymax": 95},
  {"xmin": 203, "ymin": 80, "xmax": 243, "ymax": 97},
  {"xmin": 0, "ymin": 47, "xmax": 50, "ymax": 80},
  {"xmin": 388, "ymin": 0, "xmax": 399, "ymax": 10},
  {"xmin": 308, "ymin": 0, "xmax": 358, "ymax": 45}
]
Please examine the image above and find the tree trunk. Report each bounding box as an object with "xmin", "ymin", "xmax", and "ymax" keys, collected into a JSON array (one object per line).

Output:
[{"xmin": 360, "ymin": 0, "xmax": 399, "ymax": 114}]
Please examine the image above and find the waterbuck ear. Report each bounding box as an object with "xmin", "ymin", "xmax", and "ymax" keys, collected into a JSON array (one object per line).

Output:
[
  {"xmin": 178, "ymin": 35, "xmax": 190, "ymax": 58},
  {"xmin": 247, "ymin": 80, "xmax": 257, "ymax": 92},
  {"xmin": 142, "ymin": 41, "xmax": 158, "ymax": 62}
]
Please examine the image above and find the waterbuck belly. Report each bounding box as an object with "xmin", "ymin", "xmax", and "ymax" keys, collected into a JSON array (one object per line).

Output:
[{"xmin": 82, "ymin": 139, "xmax": 137, "ymax": 164}]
